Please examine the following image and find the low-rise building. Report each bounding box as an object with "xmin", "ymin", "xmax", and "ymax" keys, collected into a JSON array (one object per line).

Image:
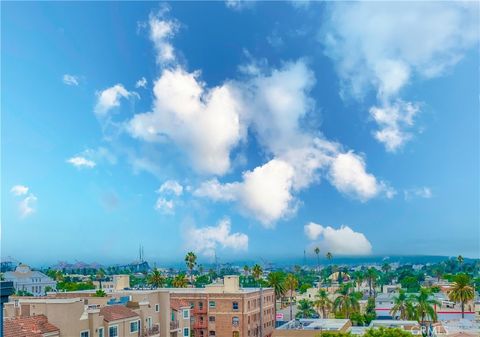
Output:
[
  {"xmin": 273, "ymin": 319, "xmax": 351, "ymax": 337},
  {"xmin": 3, "ymin": 264, "xmax": 56, "ymax": 296},
  {"xmin": 4, "ymin": 314, "xmax": 60, "ymax": 337},
  {"xmin": 93, "ymin": 275, "xmax": 130, "ymax": 292}
]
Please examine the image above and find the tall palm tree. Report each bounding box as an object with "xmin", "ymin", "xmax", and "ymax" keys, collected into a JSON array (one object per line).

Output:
[
  {"xmin": 243, "ymin": 265, "xmax": 250, "ymax": 277},
  {"xmin": 172, "ymin": 274, "xmax": 188, "ymax": 288},
  {"xmin": 296, "ymin": 299, "xmax": 316, "ymax": 319},
  {"xmin": 333, "ymin": 283, "xmax": 360, "ymax": 318},
  {"xmin": 390, "ymin": 290, "xmax": 415, "ymax": 320},
  {"xmin": 381, "ymin": 263, "xmax": 391, "ymax": 274},
  {"xmin": 352, "ymin": 271, "xmax": 364, "ymax": 292},
  {"xmin": 284, "ymin": 273, "xmax": 298, "ymax": 320},
  {"xmin": 314, "ymin": 288, "xmax": 332, "ymax": 318},
  {"xmin": 147, "ymin": 268, "xmax": 165, "ymax": 288},
  {"xmin": 314, "ymin": 247, "xmax": 320, "ymax": 271},
  {"xmin": 414, "ymin": 288, "xmax": 439, "ymax": 324},
  {"xmin": 95, "ymin": 269, "xmax": 106, "ymax": 290},
  {"xmin": 267, "ymin": 272, "xmax": 286, "ymax": 302},
  {"xmin": 326, "ymin": 252, "xmax": 333, "ymax": 262},
  {"xmin": 365, "ymin": 268, "xmax": 378, "ymax": 297},
  {"xmin": 449, "ymin": 274, "xmax": 474, "ymax": 318},
  {"xmin": 252, "ymin": 264, "xmax": 263, "ymax": 285},
  {"xmin": 185, "ymin": 252, "xmax": 197, "ymax": 286}
]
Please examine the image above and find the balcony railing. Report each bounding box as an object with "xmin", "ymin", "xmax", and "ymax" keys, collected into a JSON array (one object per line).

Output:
[
  {"xmin": 193, "ymin": 306, "xmax": 207, "ymax": 314},
  {"xmin": 193, "ymin": 321, "xmax": 208, "ymax": 329},
  {"xmin": 142, "ymin": 325, "xmax": 160, "ymax": 337},
  {"xmin": 170, "ymin": 320, "xmax": 179, "ymax": 330}
]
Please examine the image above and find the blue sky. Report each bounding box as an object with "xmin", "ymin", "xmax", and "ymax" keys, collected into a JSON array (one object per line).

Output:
[{"xmin": 2, "ymin": 1, "xmax": 479, "ymax": 266}]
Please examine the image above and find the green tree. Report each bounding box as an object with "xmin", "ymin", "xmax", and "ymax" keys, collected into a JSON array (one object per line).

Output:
[
  {"xmin": 364, "ymin": 297, "xmax": 377, "ymax": 325},
  {"xmin": 243, "ymin": 265, "xmax": 250, "ymax": 277},
  {"xmin": 314, "ymin": 288, "xmax": 332, "ymax": 318},
  {"xmin": 147, "ymin": 268, "xmax": 165, "ymax": 288},
  {"xmin": 267, "ymin": 271, "xmax": 286, "ymax": 301},
  {"xmin": 400, "ymin": 276, "xmax": 420, "ymax": 293},
  {"xmin": 252, "ymin": 264, "xmax": 263, "ymax": 285},
  {"xmin": 390, "ymin": 290, "xmax": 415, "ymax": 320},
  {"xmin": 95, "ymin": 268, "xmax": 106, "ymax": 290},
  {"xmin": 365, "ymin": 268, "xmax": 378, "ymax": 297},
  {"xmin": 93, "ymin": 289, "xmax": 107, "ymax": 297},
  {"xmin": 362, "ymin": 327, "xmax": 412, "ymax": 337},
  {"xmin": 314, "ymin": 247, "xmax": 321, "ymax": 271},
  {"xmin": 448, "ymin": 273, "xmax": 474, "ymax": 318},
  {"xmin": 326, "ymin": 252, "xmax": 333, "ymax": 262},
  {"xmin": 185, "ymin": 252, "xmax": 197, "ymax": 286},
  {"xmin": 172, "ymin": 274, "xmax": 188, "ymax": 288},
  {"xmin": 414, "ymin": 287, "xmax": 439, "ymax": 323},
  {"xmin": 352, "ymin": 270, "xmax": 364, "ymax": 291},
  {"xmin": 296, "ymin": 299, "xmax": 316, "ymax": 319},
  {"xmin": 333, "ymin": 283, "xmax": 360, "ymax": 318},
  {"xmin": 285, "ymin": 273, "xmax": 298, "ymax": 320}
]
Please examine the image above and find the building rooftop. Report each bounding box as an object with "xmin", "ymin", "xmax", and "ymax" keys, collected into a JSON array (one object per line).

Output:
[
  {"xmin": 99, "ymin": 305, "xmax": 139, "ymax": 322},
  {"xmin": 277, "ymin": 319, "xmax": 350, "ymax": 331},
  {"xmin": 4, "ymin": 314, "xmax": 59, "ymax": 337},
  {"xmin": 170, "ymin": 299, "xmax": 190, "ymax": 311}
]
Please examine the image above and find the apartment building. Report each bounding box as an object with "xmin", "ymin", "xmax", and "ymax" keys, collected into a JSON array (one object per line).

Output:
[
  {"xmin": 169, "ymin": 275, "xmax": 275, "ymax": 337},
  {"xmin": 4, "ymin": 291, "xmax": 191, "ymax": 337},
  {"xmin": 273, "ymin": 319, "xmax": 352, "ymax": 337},
  {"xmin": 4, "ymin": 314, "xmax": 61, "ymax": 337}
]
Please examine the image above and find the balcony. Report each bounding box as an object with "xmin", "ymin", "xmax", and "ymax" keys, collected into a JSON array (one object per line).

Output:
[
  {"xmin": 142, "ymin": 325, "xmax": 160, "ymax": 337},
  {"xmin": 170, "ymin": 320, "xmax": 179, "ymax": 331},
  {"xmin": 193, "ymin": 306, "xmax": 207, "ymax": 314},
  {"xmin": 193, "ymin": 320, "xmax": 208, "ymax": 329}
]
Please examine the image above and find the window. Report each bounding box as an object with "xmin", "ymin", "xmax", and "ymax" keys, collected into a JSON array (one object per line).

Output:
[
  {"xmin": 155, "ymin": 304, "xmax": 160, "ymax": 312},
  {"xmin": 232, "ymin": 302, "xmax": 239, "ymax": 310},
  {"xmin": 80, "ymin": 331, "xmax": 89, "ymax": 337},
  {"xmin": 183, "ymin": 328, "xmax": 190, "ymax": 337},
  {"xmin": 209, "ymin": 331, "xmax": 215, "ymax": 336},
  {"xmin": 233, "ymin": 332, "xmax": 240, "ymax": 337},
  {"xmin": 98, "ymin": 328, "xmax": 104, "ymax": 337},
  {"xmin": 209, "ymin": 316, "xmax": 215, "ymax": 322},
  {"xmin": 199, "ymin": 301, "xmax": 203, "ymax": 309},
  {"xmin": 209, "ymin": 301, "xmax": 216, "ymax": 308},
  {"xmin": 130, "ymin": 320, "xmax": 139, "ymax": 333},
  {"xmin": 108, "ymin": 326, "xmax": 118, "ymax": 337},
  {"xmin": 232, "ymin": 317, "xmax": 239, "ymax": 327},
  {"xmin": 183, "ymin": 309, "xmax": 190, "ymax": 319},
  {"xmin": 146, "ymin": 317, "xmax": 152, "ymax": 328}
]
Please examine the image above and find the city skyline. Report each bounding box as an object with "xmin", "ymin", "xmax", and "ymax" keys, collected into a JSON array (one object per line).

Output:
[{"xmin": 2, "ymin": 1, "xmax": 479, "ymax": 264}]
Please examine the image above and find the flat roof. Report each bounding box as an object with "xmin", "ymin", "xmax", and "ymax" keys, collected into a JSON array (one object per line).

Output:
[{"xmin": 277, "ymin": 319, "xmax": 350, "ymax": 331}]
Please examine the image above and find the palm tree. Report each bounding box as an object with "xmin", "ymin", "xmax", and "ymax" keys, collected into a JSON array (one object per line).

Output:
[
  {"xmin": 252, "ymin": 264, "xmax": 263, "ymax": 285},
  {"xmin": 243, "ymin": 265, "xmax": 250, "ymax": 277},
  {"xmin": 381, "ymin": 263, "xmax": 391, "ymax": 274},
  {"xmin": 284, "ymin": 273, "xmax": 298, "ymax": 320},
  {"xmin": 414, "ymin": 287, "xmax": 439, "ymax": 324},
  {"xmin": 296, "ymin": 299, "xmax": 316, "ymax": 319},
  {"xmin": 172, "ymin": 274, "xmax": 188, "ymax": 288},
  {"xmin": 449, "ymin": 274, "xmax": 474, "ymax": 318},
  {"xmin": 147, "ymin": 268, "xmax": 165, "ymax": 288},
  {"xmin": 433, "ymin": 265, "xmax": 444, "ymax": 282},
  {"xmin": 365, "ymin": 268, "xmax": 378, "ymax": 297},
  {"xmin": 314, "ymin": 247, "xmax": 320, "ymax": 271},
  {"xmin": 185, "ymin": 252, "xmax": 197, "ymax": 287},
  {"xmin": 314, "ymin": 289, "xmax": 332, "ymax": 318},
  {"xmin": 95, "ymin": 269, "xmax": 106, "ymax": 290},
  {"xmin": 267, "ymin": 272, "xmax": 286, "ymax": 302},
  {"xmin": 326, "ymin": 252, "xmax": 333, "ymax": 262},
  {"xmin": 333, "ymin": 283, "xmax": 360, "ymax": 318},
  {"xmin": 352, "ymin": 271, "xmax": 364, "ymax": 292},
  {"xmin": 390, "ymin": 290, "xmax": 415, "ymax": 320}
]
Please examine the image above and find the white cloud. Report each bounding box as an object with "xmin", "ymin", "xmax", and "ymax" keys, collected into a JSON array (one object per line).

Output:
[
  {"xmin": 11, "ymin": 185, "xmax": 29, "ymax": 196},
  {"xmin": 158, "ymin": 180, "xmax": 183, "ymax": 196},
  {"xmin": 186, "ymin": 218, "xmax": 248, "ymax": 257},
  {"xmin": 128, "ymin": 67, "xmax": 244, "ymax": 175},
  {"xmin": 149, "ymin": 10, "xmax": 178, "ymax": 64},
  {"xmin": 328, "ymin": 151, "xmax": 394, "ymax": 201},
  {"xmin": 404, "ymin": 187, "xmax": 433, "ymax": 200},
  {"xmin": 195, "ymin": 159, "xmax": 296, "ymax": 227},
  {"xmin": 304, "ymin": 222, "xmax": 372, "ymax": 255},
  {"xmin": 95, "ymin": 84, "xmax": 136, "ymax": 116},
  {"xmin": 66, "ymin": 156, "xmax": 96, "ymax": 169},
  {"xmin": 225, "ymin": 0, "xmax": 255, "ymax": 11},
  {"xmin": 62, "ymin": 74, "xmax": 79, "ymax": 86},
  {"xmin": 323, "ymin": 2, "xmax": 479, "ymax": 151},
  {"xmin": 155, "ymin": 197, "xmax": 175, "ymax": 214},
  {"xmin": 11, "ymin": 185, "xmax": 37, "ymax": 218},
  {"xmin": 135, "ymin": 77, "xmax": 148, "ymax": 88}
]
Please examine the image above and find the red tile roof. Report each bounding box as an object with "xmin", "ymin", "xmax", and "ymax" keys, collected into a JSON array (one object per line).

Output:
[
  {"xmin": 4, "ymin": 315, "xmax": 59, "ymax": 337},
  {"xmin": 99, "ymin": 305, "xmax": 139, "ymax": 322},
  {"xmin": 170, "ymin": 299, "xmax": 190, "ymax": 310}
]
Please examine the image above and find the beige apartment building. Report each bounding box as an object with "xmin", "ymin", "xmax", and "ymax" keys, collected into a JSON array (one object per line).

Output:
[
  {"xmin": 4, "ymin": 290, "xmax": 191, "ymax": 337},
  {"xmin": 169, "ymin": 275, "xmax": 275, "ymax": 337}
]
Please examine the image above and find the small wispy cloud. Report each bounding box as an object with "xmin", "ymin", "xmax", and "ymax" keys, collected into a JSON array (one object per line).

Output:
[
  {"xmin": 67, "ymin": 156, "xmax": 96, "ymax": 169},
  {"xmin": 11, "ymin": 185, "xmax": 37, "ymax": 218},
  {"xmin": 135, "ymin": 77, "xmax": 148, "ymax": 88},
  {"xmin": 404, "ymin": 187, "xmax": 433, "ymax": 200},
  {"xmin": 62, "ymin": 74, "xmax": 79, "ymax": 86}
]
